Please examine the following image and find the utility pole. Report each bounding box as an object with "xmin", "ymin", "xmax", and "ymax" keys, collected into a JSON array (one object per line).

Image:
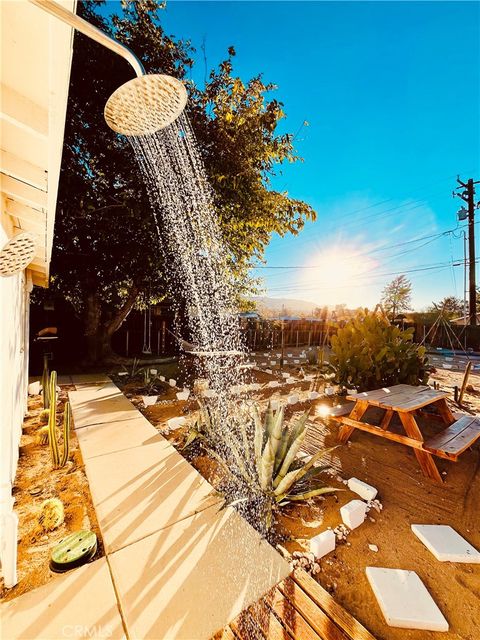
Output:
[{"xmin": 454, "ymin": 177, "xmax": 479, "ymax": 325}]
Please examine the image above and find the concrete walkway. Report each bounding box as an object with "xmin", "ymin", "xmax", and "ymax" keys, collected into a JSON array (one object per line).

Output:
[{"xmin": 2, "ymin": 376, "xmax": 289, "ymax": 639}]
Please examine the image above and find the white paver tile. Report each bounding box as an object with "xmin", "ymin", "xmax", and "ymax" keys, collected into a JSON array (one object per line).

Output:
[
  {"xmin": 366, "ymin": 567, "xmax": 449, "ymax": 632},
  {"xmin": 109, "ymin": 504, "xmax": 290, "ymax": 640},
  {"xmin": 0, "ymin": 558, "xmax": 125, "ymax": 639},
  {"xmin": 411, "ymin": 524, "xmax": 480, "ymax": 563}
]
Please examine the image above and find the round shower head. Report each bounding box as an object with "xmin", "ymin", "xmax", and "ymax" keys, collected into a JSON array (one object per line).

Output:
[
  {"xmin": 0, "ymin": 232, "xmax": 36, "ymax": 277},
  {"xmin": 104, "ymin": 74, "xmax": 188, "ymax": 137}
]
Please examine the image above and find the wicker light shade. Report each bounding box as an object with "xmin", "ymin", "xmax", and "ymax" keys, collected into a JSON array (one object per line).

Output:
[
  {"xmin": 0, "ymin": 232, "xmax": 36, "ymax": 277},
  {"xmin": 104, "ymin": 74, "xmax": 187, "ymax": 136}
]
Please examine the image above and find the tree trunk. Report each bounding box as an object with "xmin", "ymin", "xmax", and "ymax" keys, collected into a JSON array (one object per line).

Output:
[{"xmin": 83, "ymin": 286, "xmax": 139, "ymax": 365}]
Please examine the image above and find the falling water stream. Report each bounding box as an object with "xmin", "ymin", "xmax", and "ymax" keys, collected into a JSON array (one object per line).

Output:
[{"xmin": 130, "ymin": 113, "xmax": 263, "ymax": 519}]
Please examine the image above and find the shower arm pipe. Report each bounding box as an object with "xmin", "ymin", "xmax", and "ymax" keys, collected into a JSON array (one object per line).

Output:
[{"xmin": 29, "ymin": 0, "xmax": 145, "ymax": 77}]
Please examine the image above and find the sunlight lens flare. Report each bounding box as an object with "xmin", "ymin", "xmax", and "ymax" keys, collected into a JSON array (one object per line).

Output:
[
  {"xmin": 316, "ymin": 404, "xmax": 331, "ymax": 417},
  {"xmin": 300, "ymin": 244, "xmax": 378, "ymax": 306}
]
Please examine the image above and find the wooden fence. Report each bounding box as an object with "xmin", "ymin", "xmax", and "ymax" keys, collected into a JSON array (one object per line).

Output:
[
  {"xmin": 239, "ymin": 319, "xmax": 336, "ymax": 351},
  {"xmin": 112, "ymin": 316, "xmax": 338, "ymax": 358}
]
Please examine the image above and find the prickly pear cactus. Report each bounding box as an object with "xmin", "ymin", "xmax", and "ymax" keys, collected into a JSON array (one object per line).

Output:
[
  {"xmin": 38, "ymin": 498, "xmax": 64, "ymax": 532},
  {"xmin": 328, "ymin": 308, "xmax": 428, "ymax": 391}
]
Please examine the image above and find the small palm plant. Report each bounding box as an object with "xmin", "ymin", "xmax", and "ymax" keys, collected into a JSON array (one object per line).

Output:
[{"xmin": 185, "ymin": 401, "xmax": 338, "ymax": 531}]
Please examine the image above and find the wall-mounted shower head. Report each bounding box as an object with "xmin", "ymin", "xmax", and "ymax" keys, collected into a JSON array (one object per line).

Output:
[
  {"xmin": 30, "ymin": 0, "xmax": 188, "ymax": 137},
  {"xmin": 104, "ymin": 74, "xmax": 187, "ymax": 137}
]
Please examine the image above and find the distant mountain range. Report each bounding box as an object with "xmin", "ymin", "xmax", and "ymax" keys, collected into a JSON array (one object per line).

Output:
[{"xmin": 252, "ymin": 296, "xmax": 319, "ymax": 315}]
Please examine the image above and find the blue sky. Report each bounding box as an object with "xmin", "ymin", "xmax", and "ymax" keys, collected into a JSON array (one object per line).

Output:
[{"xmin": 107, "ymin": 1, "xmax": 480, "ymax": 310}]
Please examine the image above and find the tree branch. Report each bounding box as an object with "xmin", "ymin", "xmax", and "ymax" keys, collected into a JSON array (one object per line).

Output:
[{"xmin": 106, "ymin": 284, "xmax": 140, "ymax": 335}]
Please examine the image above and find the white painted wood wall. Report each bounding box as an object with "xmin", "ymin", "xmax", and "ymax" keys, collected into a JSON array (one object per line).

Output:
[{"xmin": 0, "ymin": 224, "xmax": 31, "ymax": 588}]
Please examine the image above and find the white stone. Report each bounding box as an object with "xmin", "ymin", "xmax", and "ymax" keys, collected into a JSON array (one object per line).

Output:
[
  {"xmin": 159, "ymin": 376, "xmax": 165, "ymax": 382},
  {"xmin": 268, "ymin": 381, "xmax": 280, "ymax": 388},
  {"xmin": 176, "ymin": 390, "xmax": 190, "ymax": 401},
  {"xmin": 276, "ymin": 353, "xmax": 281, "ymax": 358},
  {"xmin": 287, "ymin": 353, "xmax": 293, "ymax": 357},
  {"xmin": 310, "ymin": 530, "xmax": 336, "ymax": 558},
  {"xmin": 202, "ymin": 389, "xmax": 216, "ymax": 398},
  {"xmin": 366, "ymin": 567, "xmax": 449, "ymax": 632},
  {"xmin": 270, "ymin": 360, "xmax": 277, "ymax": 365},
  {"xmin": 260, "ymin": 362, "xmax": 267, "ymax": 366},
  {"xmin": 309, "ymin": 391, "xmax": 320, "ymax": 400},
  {"xmin": 293, "ymin": 359, "xmax": 300, "ymax": 364},
  {"xmin": 270, "ymin": 400, "xmax": 280, "ymax": 411},
  {"xmin": 118, "ymin": 371, "xmax": 128, "ymax": 377},
  {"xmin": 347, "ymin": 477, "xmax": 378, "ymax": 501},
  {"xmin": 286, "ymin": 377, "xmax": 296, "ymax": 384},
  {"xmin": 411, "ymin": 524, "xmax": 480, "ymax": 563},
  {"xmin": 325, "ymin": 387, "xmax": 335, "ymax": 396},
  {"xmin": 166, "ymin": 416, "xmax": 187, "ymax": 431},
  {"xmin": 265, "ymin": 369, "xmax": 272, "ymax": 375},
  {"xmin": 368, "ymin": 544, "xmax": 379, "ymax": 552},
  {"xmin": 142, "ymin": 395, "xmax": 157, "ymax": 406},
  {"xmin": 169, "ymin": 379, "xmax": 176, "ymax": 387},
  {"xmin": 263, "ymin": 353, "xmax": 269, "ymax": 356},
  {"xmin": 340, "ymin": 500, "xmax": 367, "ymax": 529},
  {"xmin": 282, "ymin": 373, "xmax": 290, "ymax": 379},
  {"xmin": 150, "ymin": 369, "xmax": 157, "ymax": 375},
  {"xmin": 28, "ymin": 381, "xmax": 40, "ymax": 395},
  {"xmin": 288, "ymin": 394, "xmax": 299, "ymax": 405}
]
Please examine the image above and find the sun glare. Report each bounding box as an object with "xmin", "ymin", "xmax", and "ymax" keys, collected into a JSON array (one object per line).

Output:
[{"xmin": 300, "ymin": 245, "xmax": 378, "ymax": 306}]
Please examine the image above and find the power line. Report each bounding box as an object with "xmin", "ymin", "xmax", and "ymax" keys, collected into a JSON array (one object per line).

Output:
[
  {"xmin": 254, "ymin": 221, "xmax": 477, "ymax": 270},
  {"xmin": 265, "ymin": 266, "xmax": 452, "ymax": 294},
  {"xmin": 267, "ymin": 172, "xmax": 475, "ymax": 253},
  {"xmin": 454, "ymin": 176, "xmax": 480, "ymax": 325},
  {"xmin": 264, "ymin": 259, "xmax": 477, "ymax": 294}
]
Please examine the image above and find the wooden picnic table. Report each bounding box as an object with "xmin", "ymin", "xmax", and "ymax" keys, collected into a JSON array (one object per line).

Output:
[{"xmin": 332, "ymin": 384, "xmax": 480, "ymax": 483}]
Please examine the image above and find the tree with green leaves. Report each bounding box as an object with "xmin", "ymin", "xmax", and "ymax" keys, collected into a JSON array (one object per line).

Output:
[
  {"xmin": 428, "ymin": 296, "xmax": 464, "ymax": 319},
  {"xmin": 380, "ymin": 275, "xmax": 412, "ymax": 321},
  {"xmin": 48, "ymin": 0, "xmax": 315, "ymax": 363}
]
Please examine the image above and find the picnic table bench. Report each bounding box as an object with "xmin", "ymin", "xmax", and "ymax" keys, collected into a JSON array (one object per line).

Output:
[{"xmin": 329, "ymin": 384, "xmax": 480, "ymax": 483}]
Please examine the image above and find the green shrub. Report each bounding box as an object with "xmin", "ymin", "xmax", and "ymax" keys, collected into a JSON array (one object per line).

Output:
[{"xmin": 328, "ymin": 309, "xmax": 428, "ymax": 391}]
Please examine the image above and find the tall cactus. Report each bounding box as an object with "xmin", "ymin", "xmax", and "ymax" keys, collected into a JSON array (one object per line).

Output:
[
  {"xmin": 41, "ymin": 354, "xmax": 50, "ymax": 409},
  {"xmin": 47, "ymin": 371, "xmax": 71, "ymax": 468}
]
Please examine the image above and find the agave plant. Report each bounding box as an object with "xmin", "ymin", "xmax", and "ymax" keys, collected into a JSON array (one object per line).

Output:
[
  {"xmin": 184, "ymin": 401, "xmax": 338, "ymax": 530},
  {"xmin": 252, "ymin": 404, "xmax": 338, "ymax": 506},
  {"xmin": 119, "ymin": 357, "xmax": 144, "ymax": 380}
]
